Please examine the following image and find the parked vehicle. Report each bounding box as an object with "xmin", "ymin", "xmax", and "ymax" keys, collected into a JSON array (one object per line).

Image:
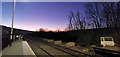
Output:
[{"xmin": 100, "ymin": 37, "xmax": 115, "ymax": 46}]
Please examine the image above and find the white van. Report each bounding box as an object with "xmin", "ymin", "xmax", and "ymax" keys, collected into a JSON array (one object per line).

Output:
[{"xmin": 100, "ymin": 37, "xmax": 115, "ymax": 46}]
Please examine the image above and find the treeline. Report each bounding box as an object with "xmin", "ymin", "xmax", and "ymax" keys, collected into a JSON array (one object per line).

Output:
[
  {"xmin": 28, "ymin": 31, "xmax": 77, "ymax": 42},
  {"xmin": 68, "ymin": 27, "xmax": 120, "ymax": 46}
]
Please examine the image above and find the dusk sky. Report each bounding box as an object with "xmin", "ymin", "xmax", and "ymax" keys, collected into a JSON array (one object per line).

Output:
[{"xmin": 2, "ymin": 2, "xmax": 86, "ymax": 31}]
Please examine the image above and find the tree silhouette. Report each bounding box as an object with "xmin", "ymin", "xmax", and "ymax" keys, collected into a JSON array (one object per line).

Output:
[
  {"xmin": 85, "ymin": 3, "xmax": 104, "ymax": 29},
  {"xmin": 67, "ymin": 11, "xmax": 86, "ymax": 30}
]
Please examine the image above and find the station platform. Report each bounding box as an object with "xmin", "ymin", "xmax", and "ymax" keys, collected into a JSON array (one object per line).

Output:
[{"xmin": 1, "ymin": 39, "xmax": 36, "ymax": 57}]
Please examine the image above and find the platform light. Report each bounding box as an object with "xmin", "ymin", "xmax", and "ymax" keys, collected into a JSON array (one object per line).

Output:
[{"xmin": 10, "ymin": 0, "xmax": 16, "ymax": 40}]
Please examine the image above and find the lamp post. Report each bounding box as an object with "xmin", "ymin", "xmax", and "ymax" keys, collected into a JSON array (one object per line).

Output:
[{"xmin": 10, "ymin": 0, "xmax": 16, "ymax": 46}]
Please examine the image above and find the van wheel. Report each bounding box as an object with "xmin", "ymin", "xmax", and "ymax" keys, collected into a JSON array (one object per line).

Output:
[{"xmin": 99, "ymin": 45, "xmax": 103, "ymax": 47}]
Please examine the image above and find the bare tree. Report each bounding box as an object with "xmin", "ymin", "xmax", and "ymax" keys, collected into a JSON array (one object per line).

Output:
[
  {"xmin": 67, "ymin": 11, "xmax": 86, "ymax": 30},
  {"xmin": 85, "ymin": 3, "xmax": 103, "ymax": 29},
  {"xmin": 76, "ymin": 11, "xmax": 83, "ymax": 30},
  {"xmin": 102, "ymin": 2, "xmax": 120, "ymax": 30},
  {"xmin": 39, "ymin": 28, "xmax": 45, "ymax": 32},
  {"xmin": 102, "ymin": 3, "xmax": 117, "ymax": 27},
  {"xmin": 67, "ymin": 14, "xmax": 73, "ymax": 30},
  {"xmin": 117, "ymin": 2, "xmax": 120, "ymax": 28},
  {"xmin": 71, "ymin": 11, "xmax": 79, "ymax": 30},
  {"xmin": 66, "ymin": 11, "xmax": 88, "ymax": 45}
]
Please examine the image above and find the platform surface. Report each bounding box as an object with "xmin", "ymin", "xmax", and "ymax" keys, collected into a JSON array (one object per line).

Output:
[{"xmin": 2, "ymin": 39, "xmax": 36, "ymax": 57}]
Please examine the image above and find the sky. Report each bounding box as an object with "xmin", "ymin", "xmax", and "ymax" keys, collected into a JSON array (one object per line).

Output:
[{"xmin": 2, "ymin": 2, "xmax": 86, "ymax": 31}]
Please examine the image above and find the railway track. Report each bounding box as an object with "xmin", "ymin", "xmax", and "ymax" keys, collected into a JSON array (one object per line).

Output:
[
  {"xmin": 26, "ymin": 37, "xmax": 101, "ymax": 57},
  {"xmin": 92, "ymin": 47, "xmax": 120, "ymax": 57},
  {"xmin": 40, "ymin": 41, "xmax": 92, "ymax": 57},
  {"xmin": 27, "ymin": 38, "xmax": 74, "ymax": 57},
  {"xmin": 27, "ymin": 38, "xmax": 54, "ymax": 57}
]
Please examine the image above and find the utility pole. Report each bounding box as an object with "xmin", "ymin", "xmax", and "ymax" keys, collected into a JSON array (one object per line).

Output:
[{"xmin": 10, "ymin": 0, "xmax": 16, "ymax": 46}]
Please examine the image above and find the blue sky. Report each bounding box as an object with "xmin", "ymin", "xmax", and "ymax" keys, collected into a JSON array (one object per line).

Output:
[{"xmin": 2, "ymin": 2, "xmax": 86, "ymax": 31}]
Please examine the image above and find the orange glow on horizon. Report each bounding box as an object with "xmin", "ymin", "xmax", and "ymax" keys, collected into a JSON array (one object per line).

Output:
[
  {"xmin": 4, "ymin": 24, "xmax": 65, "ymax": 32},
  {"xmin": 36, "ymin": 28, "xmax": 65, "ymax": 32}
]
